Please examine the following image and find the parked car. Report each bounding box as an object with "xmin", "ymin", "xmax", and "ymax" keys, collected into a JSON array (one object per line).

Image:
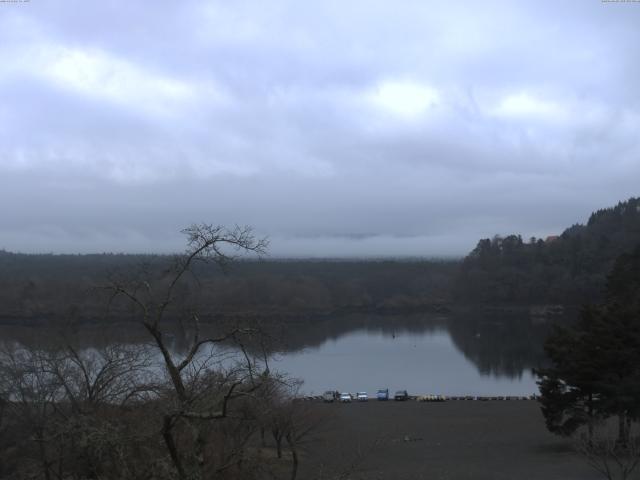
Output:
[
  {"xmin": 356, "ymin": 392, "xmax": 368, "ymax": 401},
  {"xmin": 339, "ymin": 392, "xmax": 352, "ymax": 403},
  {"xmin": 322, "ymin": 391, "xmax": 336, "ymax": 402},
  {"xmin": 376, "ymin": 389, "xmax": 389, "ymax": 401},
  {"xmin": 394, "ymin": 390, "xmax": 409, "ymax": 401}
]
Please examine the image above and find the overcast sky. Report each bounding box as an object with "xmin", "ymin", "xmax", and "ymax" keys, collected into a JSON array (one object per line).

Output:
[{"xmin": 1, "ymin": 1, "xmax": 639, "ymax": 257}]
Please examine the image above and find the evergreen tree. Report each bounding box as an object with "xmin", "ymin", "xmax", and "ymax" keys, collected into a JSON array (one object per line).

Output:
[
  {"xmin": 536, "ymin": 307, "xmax": 603, "ymax": 437},
  {"xmin": 536, "ymin": 245, "xmax": 640, "ymax": 442}
]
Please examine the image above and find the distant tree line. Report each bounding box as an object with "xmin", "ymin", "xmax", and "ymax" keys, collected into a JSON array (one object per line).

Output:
[{"xmin": 0, "ymin": 252, "xmax": 456, "ymax": 326}]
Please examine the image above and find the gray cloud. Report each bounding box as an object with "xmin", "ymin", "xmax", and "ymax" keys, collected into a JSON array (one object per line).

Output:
[{"xmin": 0, "ymin": 0, "xmax": 639, "ymax": 256}]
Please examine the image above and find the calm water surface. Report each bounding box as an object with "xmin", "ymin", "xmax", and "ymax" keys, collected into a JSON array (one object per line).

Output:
[
  {"xmin": 1, "ymin": 310, "xmax": 563, "ymax": 397},
  {"xmin": 272, "ymin": 326, "xmax": 538, "ymax": 396}
]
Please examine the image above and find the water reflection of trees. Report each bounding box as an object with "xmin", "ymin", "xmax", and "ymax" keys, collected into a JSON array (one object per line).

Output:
[
  {"xmin": 446, "ymin": 312, "xmax": 555, "ymax": 379},
  {"xmin": 0, "ymin": 310, "xmax": 575, "ymax": 380},
  {"xmin": 269, "ymin": 312, "xmax": 565, "ymax": 379},
  {"xmin": 267, "ymin": 313, "xmax": 449, "ymax": 353}
]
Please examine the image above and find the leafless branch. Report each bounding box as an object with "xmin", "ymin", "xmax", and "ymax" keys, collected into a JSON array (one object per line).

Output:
[{"xmin": 575, "ymin": 426, "xmax": 640, "ymax": 480}]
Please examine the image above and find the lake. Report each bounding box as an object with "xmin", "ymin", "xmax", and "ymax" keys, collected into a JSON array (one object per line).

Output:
[
  {"xmin": 0, "ymin": 309, "xmax": 564, "ymax": 397},
  {"xmin": 270, "ymin": 312, "xmax": 548, "ymax": 396},
  {"xmin": 258, "ymin": 313, "xmax": 550, "ymax": 396},
  {"xmin": 273, "ymin": 329, "xmax": 536, "ymax": 396}
]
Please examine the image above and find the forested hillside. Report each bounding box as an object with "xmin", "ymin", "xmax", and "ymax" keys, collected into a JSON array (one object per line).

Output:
[
  {"xmin": 455, "ymin": 197, "xmax": 640, "ymax": 304},
  {"xmin": 0, "ymin": 252, "xmax": 455, "ymax": 325}
]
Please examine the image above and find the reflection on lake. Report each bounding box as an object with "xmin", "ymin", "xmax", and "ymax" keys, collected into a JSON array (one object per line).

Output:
[
  {"xmin": 271, "ymin": 312, "xmax": 554, "ymax": 396},
  {"xmin": 0, "ymin": 308, "xmax": 572, "ymax": 397}
]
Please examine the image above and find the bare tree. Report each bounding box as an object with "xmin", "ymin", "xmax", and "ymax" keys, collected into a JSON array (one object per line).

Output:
[
  {"xmin": 0, "ymin": 338, "xmax": 161, "ymax": 480},
  {"xmin": 106, "ymin": 224, "xmax": 270, "ymax": 480},
  {"xmin": 284, "ymin": 399, "xmax": 327, "ymax": 480},
  {"xmin": 575, "ymin": 424, "xmax": 640, "ymax": 480},
  {"xmin": 0, "ymin": 342, "xmax": 63, "ymax": 480},
  {"xmin": 0, "ymin": 224, "xmax": 293, "ymax": 480},
  {"xmin": 47, "ymin": 342, "xmax": 156, "ymax": 410}
]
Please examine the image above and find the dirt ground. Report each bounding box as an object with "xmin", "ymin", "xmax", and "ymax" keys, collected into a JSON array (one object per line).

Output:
[{"xmin": 296, "ymin": 400, "xmax": 602, "ymax": 480}]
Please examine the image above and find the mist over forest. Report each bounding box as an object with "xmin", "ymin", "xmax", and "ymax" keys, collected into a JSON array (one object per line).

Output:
[{"xmin": 1, "ymin": 197, "xmax": 638, "ymax": 329}]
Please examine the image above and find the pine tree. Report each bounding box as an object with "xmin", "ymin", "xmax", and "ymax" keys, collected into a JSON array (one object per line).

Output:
[{"xmin": 536, "ymin": 245, "xmax": 640, "ymax": 442}]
